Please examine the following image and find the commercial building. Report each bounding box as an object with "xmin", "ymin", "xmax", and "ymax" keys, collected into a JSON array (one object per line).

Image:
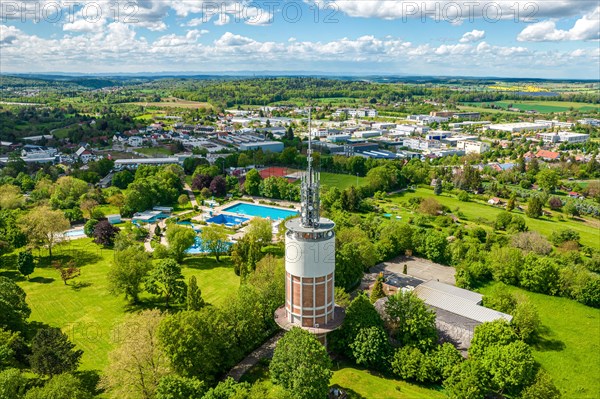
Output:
[
  {"xmin": 238, "ymin": 141, "xmax": 284, "ymax": 153},
  {"xmin": 114, "ymin": 158, "xmax": 181, "ymax": 169},
  {"xmin": 457, "ymin": 140, "xmax": 490, "ymax": 154},
  {"xmin": 538, "ymin": 132, "xmax": 589, "ymax": 144},
  {"xmin": 403, "ymin": 138, "xmax": 442, "ymax": 151},
  {"xmin": 486, "ymin": 122, "xmax": 552, "ymax": 133}
]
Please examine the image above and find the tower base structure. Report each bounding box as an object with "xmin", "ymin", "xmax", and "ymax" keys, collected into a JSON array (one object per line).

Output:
[{"xmin": 274, "ymin": 305, "xmax": 345, "ymax": 346}]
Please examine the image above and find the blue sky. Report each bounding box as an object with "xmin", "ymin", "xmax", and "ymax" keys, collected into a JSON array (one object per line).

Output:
[{"xmin": 1, "ymin": 1, "xmax": 599, "ymax": 78}]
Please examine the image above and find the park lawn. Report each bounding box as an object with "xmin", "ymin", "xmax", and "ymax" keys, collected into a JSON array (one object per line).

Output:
[
  {"xmin": 331, "ymin": 365, "xmax": 446, "ymax": 399},
  {"xmin": 478, "ymin": 283, "xmax": 600, "ymax": 399},
  {"xmin": 3, "ymin": 239, "xmax": 239, "ymax": 372},
  {"xmin": 320, "ymin": 172, "xmax": 367, "ymax": 190},
  {"xmin": 135, "ymin": 146, "xmax": 174, "ymax": 157},
  {"xmin": 387, "ymin": 188, "xmax": 600, "ymax": 249},
  {"xmin": 95, "ymin": 204, "xmax": 121, "ymax": 216}
]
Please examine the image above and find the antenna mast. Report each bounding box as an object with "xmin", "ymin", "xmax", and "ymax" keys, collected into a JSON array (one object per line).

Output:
[{"xmin": 300, "ymin": 103, "xmax": 320, "ymax": 228}]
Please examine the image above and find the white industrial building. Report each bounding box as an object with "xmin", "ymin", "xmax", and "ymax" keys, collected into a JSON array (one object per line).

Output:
[
  {"xmin": 457, "ymin": 140, "xmax": 490, "ymax": 154},
  {"xmin": 538, "ymin": 132, "xmax": 590, "ymax": 144},
  {"xmin": 486, "ymin": 122, "xmax": 553, "ymax": 133},
  {"xmin": 238, "ymin": 141, "xmax": 284, "ymax": 153},
  {"xmin": 403, "ymin": 138, "xmax": 442, "ymax": 151}
]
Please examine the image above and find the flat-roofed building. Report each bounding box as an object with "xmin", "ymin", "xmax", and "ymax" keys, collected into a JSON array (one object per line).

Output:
[
  {"xmin": 238, "ymin": 141, "xmax": 284, "ymax": 153},
  {"xmin": 486, "ymin": 122, "xmax": 552, "ymax": 133},
  {"xmin": 457, "ymin": 140, "xmax": 490, "ymax": 154}
]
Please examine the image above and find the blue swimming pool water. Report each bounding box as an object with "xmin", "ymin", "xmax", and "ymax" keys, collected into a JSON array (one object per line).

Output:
[
  {"xmin": 206, "ymin": 214, "xmax": 249, "ymax": 227},
  {"xmin": 64, "ymin": 228, "xmax": 85, "ymax": 237},
  {"xmin": 223, "ymin": 203, "xmax": 298, "ymax": 220},
  {"xmin": 186, "ymin": 236, "xmax": 232, "ymax": 254}
]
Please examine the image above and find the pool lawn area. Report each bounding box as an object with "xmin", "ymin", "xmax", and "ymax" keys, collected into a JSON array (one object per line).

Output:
[{"xmin": 223, "ymin": 202, "xmax": 298, "ymax": 220}]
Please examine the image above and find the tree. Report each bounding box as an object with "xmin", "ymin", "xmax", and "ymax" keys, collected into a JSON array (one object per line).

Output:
[
  {"xmin": 349, "ymin": 326, "xmax": 391, "ymax": 371},
  {"xmin": 444, "ymin": 360, "xmax": 489, "ymax": 399},
  {"xmin": 526, "ymin": 196, "xmax": 543, "ymax": 219},
  {"xmin": 186, "ymin": 276, "xmax": 205, "ymax": 311},
  {"xmin": 79, "ymin": 198, "xmax": 99, "ymax": 219},
  {"xmin": 434, "ymin": 179, "xmax": 443, "ymax": 195},
  {"xmin": 370, "ymin": 274, "xmax": 386, "ymax": 303},
  {"xmin": 245, "ymin": 218, "xmax": 272, "ymax": 244},
  {"xmin": 419, "ymin": 197, "xmax": 442, "ymax": 216},
  {"xmin": 209, "ymin": 176, "xmax": 227, "ymax": 197},
  {"xmin": 158, "ymin": 310, "xmax": 230, "ymax": 382},
  {"xmin": 487, "ymin": 247, "xmax": 523, "ymax": 286},
  {"xmin": 191, "ymin": 174, "xmax": 212, "ymax": 191},
  {"xmin": 536, "ymin": 169, "xmax": 559, "ymax": 193},
  {"xmin": 512, "ymin": 301, "xmax": 541, "ymax": 342},
  {"xmin": 480, "ymin": 340, "xmax": 536, "ymax": 395},
  {"xmin": 520, "ymin": 255, "xmax": 560, "ymax": 295},
  {"xmin": 270, "ymin": 328, "xmax": 332, "ymax": 399},
  {"xmin": 53, "ymin": 260, "xmax": 80, "ymax": 285},
  {"xmin": 0, "ymin": 277, "xmax": 30, "ymax": 332},
  {"xmin": 30, "ymin": 327, "xmax": 83, "ymax": 377},
  {"xmin": 16, "ymin": 250, "xmax": 34, "ymax": 280},
  {"xmin": 550, "ymin": 228, "xmax": 580, "ymax": 245},
  {"xmin": 563, "ymin": 200, "xmax": 580, "ymax": 218},
  {"xmin": 101, "ymin": 310, "xmax": 170, "ymax": 399},
  {"xmin": 92, "ymin": 220, "xmax": 120, "ymax": 247},
  {"xmin": 483, "ymin": 283, "xmax": 517, "ymax": 313},
  {"xmin": 391, "ymin": 346, "xmax": 425, "ymax": 381},
  {"xmin": 145, "ymin": 259, "xmax": 187, "ymax": 307},
  {"xmin": 24, "ymin": 373, "xmax": 92, "ymax": 399},
  {"xmin": 520, "ymin": 370, "xmax": 561, "ymax": 399},
  {"xmin": 385, "ymin": 291, "xmax": 437, "ymax": 351},
  {"xmin": 83, "ymin": 219, "xmax": 98, "ymax": 237},
  {"xmin": 0, "ymin": 368, "xmax": 28, "ymax": 399},
  {"xmin": 112, "ymin": 170, "xmax": 134, "ymax": 189},
  {"xmin": 511, "ymin": 231, "xmax": 552, "ymax": 255},
  {"xmin": 424, "ymin": 231, "xmax": 449, "ymax": 264},
  {"xmin": 155, "ymin": 375, "xmax": 206, "ymax": 399},
  {"xmin": 244, "ymin": 169, "xmax": 261, "ymax": 196},
  {"xmin": 506, "ymin": 194, "xmax": 515, "ymax": 211},
  {"xmin": 548, "ymin": 196, "xmax": 563, "ymax": 210},
  {"xmin": 0, "ymin": 185, "xmax": 24, "ymax": 210},
  {"xmin": 20, "ymin": 206, "xmax": 70, "ymax": 259},
  {"xmin": 469, "ymin": 319, "xmax": 518, "ymax": 359},
  {"xmin": 108, "ymin": 246, "xmax": 152, "ymax": 303},
  {"xmin": 200, "ymin": 225, "xmax": 229, "ymax": 262},
  {"xmin": 166, "ymin": 225, "xmax": 197, "ymax": 263}
]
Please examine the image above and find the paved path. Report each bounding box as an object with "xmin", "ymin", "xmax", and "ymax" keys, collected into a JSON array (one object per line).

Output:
[
  {"xmin": 184, "ymin": 183, "xmax": 199, "ymax": 208},
  {"xmin": 226, "ymin": 332, "xmax": 283, "ymax": 381}
]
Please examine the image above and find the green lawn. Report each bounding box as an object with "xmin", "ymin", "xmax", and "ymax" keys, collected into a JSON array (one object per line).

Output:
[
  {"xmin": 385, "ymin": 188, "xmax": 600, "ymax": 249},
  {"xmin": 135, "ymin": 147, "xmax": 174, "ymax": 157},
  {"xmin": 461, "ymin": 100, "xmax": 599, "ymax": 114},
  {"xmin": 320, "ymin": 172, "xmax": 367, "ymax": 190},
  {"xmin": 478, "ymin": 283, "xmax": 600, "ymax": 399},
  {"xmin": 1, "ymin": 239, "xmax": 239, "ymax": 372},
  {"xmin": 331, "ymin": 365, "xmax": 446, "ymax": 399}
]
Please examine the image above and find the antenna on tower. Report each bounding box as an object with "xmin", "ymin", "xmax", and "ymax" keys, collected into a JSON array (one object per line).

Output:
[{"xmin": 300, "ymin": 102, "xmax": 320, "ymax": 228}]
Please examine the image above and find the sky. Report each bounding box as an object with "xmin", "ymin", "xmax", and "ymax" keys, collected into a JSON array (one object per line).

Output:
[{"xmin": 0, "ymin": 0, "xmax": 599, "ymax": 78}]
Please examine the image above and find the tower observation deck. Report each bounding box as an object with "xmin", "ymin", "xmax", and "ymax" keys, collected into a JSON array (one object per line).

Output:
[{"xmin": 274, "ymin": 108, "xmax": 345, "ymax": 345}]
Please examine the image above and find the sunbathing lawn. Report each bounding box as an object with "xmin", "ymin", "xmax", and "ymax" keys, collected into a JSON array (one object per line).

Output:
[{"xmin": 1, "ymin": 238, "xmax": 239, "ymax": 372}]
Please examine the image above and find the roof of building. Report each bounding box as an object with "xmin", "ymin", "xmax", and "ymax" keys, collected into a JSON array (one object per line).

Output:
[
  {"xmin": 419, "ymin": 280, "xmax": 483, "ymax": 304},
  {"xmin": 535, "ymin": 150, "xmax": 560, "ymax": 160},
  {"xmin": 414, "ymin": 284, "xmax": 512, "ymax": 324}
]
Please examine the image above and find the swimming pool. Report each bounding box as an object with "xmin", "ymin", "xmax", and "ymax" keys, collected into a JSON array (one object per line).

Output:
[
  {"xmin": 64, "ymin": 228, "xmax": 85, "ymax": 237},
  {"xmin": 186, "ymin": 236, "xmax": 232, "ymax": 254},
  {"xmin": 223, "ymin": 203, "xmax": 298, "ymax": 220},
  {"xmin": 206, "ymin": 214, "xmax": 249, "ymax": 227}
]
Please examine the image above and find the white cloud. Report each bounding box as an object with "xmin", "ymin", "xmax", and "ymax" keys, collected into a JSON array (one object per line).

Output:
[
  {"xmin": 460, "ymin": 30, "xmax": 485, "ymax": 43},
  {"xmin": 1, "ymin": 26, "xmax": 598, "ymax": 78},
  {"xmin": 310, "ymin": 1, "xmax": 598, "ymax": 21},
  {"xmin": 517, "ymin": 7, "xmax": 600, "ymax": 41},
  {"xmin": 214, "ymin": 14, "xmax": 231, "ymax": 26}
]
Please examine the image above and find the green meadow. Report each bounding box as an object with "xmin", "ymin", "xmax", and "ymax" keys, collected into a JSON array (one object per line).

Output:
[
  {"xmin": 1, "ymin": 238, "xmax": 239, "ymax": 371},
  {"xmin": 479, "ymin": 283, "xmax": 600, "ymax": 399}
]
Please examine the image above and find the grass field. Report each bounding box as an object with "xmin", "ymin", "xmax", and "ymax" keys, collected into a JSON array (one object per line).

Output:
[
  {"xmin": 384, "ymin": 188, "xmax": 600, "ymax": 249},
  {"xmin": 478, "ymin": 283, "xmax": 600, "ymax": 399},
  {"xmin": 461, "ymin": 100, "xmax": 599, "ymax": 114},
  {"xmin": 135, "ymin": 147, "xmax": 174, "ymax": 157},
  {"xmin": 130, "ymin": 97, "xmax": 212, "ymax": 109},
  {"xmin": 320, "ymin": 172, "xmax": 367, "ymax": 190},
  {"xmin": 331, "ymin": 365, "xmax": 446, "ymax": 399},
  {"xmin": 1, "ymin": 239, "xmax": 239, "ymax": 372}
]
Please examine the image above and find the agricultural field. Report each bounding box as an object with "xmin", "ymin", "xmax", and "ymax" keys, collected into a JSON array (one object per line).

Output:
[
  {"xmin": 0, "ymin": 238, "xmax": 239, "ymax": 371},
  {"xmin": 129, "ymin": 97, "xmax": 212, "ymax": 109},
  {"xmin": 461, "ymin": 100, "xmax": 600, "ymax": 114},
  {"xmin": 478, "ymin": 283, "xmax": 600, "ymax": 399},
  {"xmin": 381, "ymin": 188, "xmax": 600, "ymax": 248}
]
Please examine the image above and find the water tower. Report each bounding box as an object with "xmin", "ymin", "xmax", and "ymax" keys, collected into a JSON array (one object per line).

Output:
[{"xmin": 274, "ymin": 109, "xmax": 344, "ymax": 345}]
